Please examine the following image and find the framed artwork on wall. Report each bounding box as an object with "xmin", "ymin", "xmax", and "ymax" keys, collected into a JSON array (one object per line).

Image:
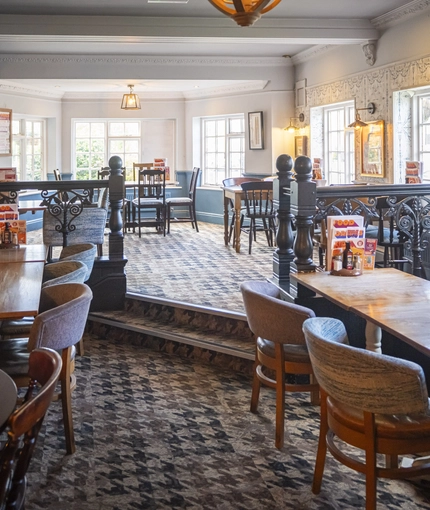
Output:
[
  {"xmin": 361, "ymin": 120, "xmax": 385, "ymax": 178},
  {"xmin": 0, "ymin": 108, "xmax": 12, "ymax": 156},
  {"xmin": 295, "ymin": 135, "xmax": 308, "ymax": 158},
  {"xmin": 248, "ymin": 111, "xmax": 264, "ymax": 150}
]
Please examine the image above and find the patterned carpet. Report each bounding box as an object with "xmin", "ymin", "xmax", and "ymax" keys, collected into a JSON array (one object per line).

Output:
[
  {"xmin": 123, "ymin": 222, "xmax": 274, "ymax": 313},
  {"xmin": 29, "ymin": 221, "xmax": 275, "ymax": 313},
  {"xmin": 25, "ymin": 335, "xmax": 430, "ymax": 510}
]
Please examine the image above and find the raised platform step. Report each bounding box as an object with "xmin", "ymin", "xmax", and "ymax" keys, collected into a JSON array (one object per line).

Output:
[{"xmin": 87, "ymin": 292, "xmax": 255, "ymax": 374}]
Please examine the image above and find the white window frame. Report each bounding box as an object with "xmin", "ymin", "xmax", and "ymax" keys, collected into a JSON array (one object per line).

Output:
[
  {"xmin": 414, "ymin": 89, "xmax": 430, "ymax": 181},
  {"xmin": 322, "ymin": 101, "xmax": 355, "ymax": 185},
  {"xmin": 201, "ymin": 114, "xmax": 245, "ymax": 186},
  {"xmin": 12, "ymin": 117, "xmax": 46, "ymax": 181},
  {"xmin": 72, "ymin": 119, "xmax": 141, "ymax": 180}
]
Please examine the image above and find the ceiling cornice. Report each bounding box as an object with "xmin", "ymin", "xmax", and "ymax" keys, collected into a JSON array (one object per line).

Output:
[
  {"xmin": 0, "ymin": 54, "xmax": 289, "ymax": 67},
  {"xmin": 0, "ymin": 82, "xmax": 63, "ymax": 99},
  {"xmin": 371, "ymin": 0, "xmax": 430, "ymax": 28},
  {"xmin": 291, "ymin": 45, "xmax": 335, "ymax": 66}
]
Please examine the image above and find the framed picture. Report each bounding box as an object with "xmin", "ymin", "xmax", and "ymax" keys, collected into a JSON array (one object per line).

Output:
[
  {"xmin": 295, "ymin": 135, "xmax": 308, "ymax": 158},
  {"xmin": 0, "ymin": 108, "xmax": 12, "ymax": 156},
  {"xmin": 248, "ymin": 111, "xmax": 264, "ymax": 150},
  {"xmin": 361, "ymin": 120, "xmax": 385, "ymax": 178}
]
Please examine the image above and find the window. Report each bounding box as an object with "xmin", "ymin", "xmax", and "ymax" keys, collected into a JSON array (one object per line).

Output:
[
  {"xmin": 12, "ymin": 118, "xmax": 45, "ymax": 181},
  {"xmin": 73, "ymin": 120, "xmax": 140, "ymax": 180},
  {"xmin": 202, "ymin": 115, "xmax": 245, "ymax": 186},
  {"xmin": 417, "ymin": 93, "xmax": 430, "ymax": 181},
  {"xmin": 323, "ymin": 102, "xmax": 355, "ymax": 185}
]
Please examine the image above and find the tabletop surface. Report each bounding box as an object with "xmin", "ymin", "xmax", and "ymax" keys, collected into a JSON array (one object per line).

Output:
[
  {"xmin": 0, "ymin": 244, "xmax": 47, "ymax": 263},
  {"xmin": 292, "ymin": 268, "xmax": 430, "ymax": 356},
  {"xmin": 0, "ymin": 261, "xmax": 45, "ymax": 319},
  {"xmin": 0, "ymin": 369, "xmax": 17, "ymax": 431}
]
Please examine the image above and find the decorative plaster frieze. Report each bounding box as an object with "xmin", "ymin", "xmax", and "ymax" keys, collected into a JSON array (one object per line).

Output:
[
  {"xmin": 371, "ymin": 0, "xmax": 430, "ymax": 29},
  {"xmin": 0, "ymin": 54, "xmax": 288, "ymax": 67}
]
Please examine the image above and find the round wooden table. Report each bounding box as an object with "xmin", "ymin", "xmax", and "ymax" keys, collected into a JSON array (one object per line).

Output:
[{"xmin": 0, "ymin": 369, "xmax": 17, "ymax": 430}]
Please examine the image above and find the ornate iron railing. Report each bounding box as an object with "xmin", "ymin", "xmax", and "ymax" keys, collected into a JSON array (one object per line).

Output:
[{"xmin": 272, "ymin": 155, "xmax": 430, "ymax": 296}]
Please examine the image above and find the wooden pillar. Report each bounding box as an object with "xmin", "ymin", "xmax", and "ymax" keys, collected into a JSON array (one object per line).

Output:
[
  {"xmin": 290, "ymin": 156, "xmax": 316, "ymax": 298},
  {"xmin": 271, "ymin": 154, "xmax": 295, "ymax": 295},
  {"xmin": 86, "ymin": 155, "xmax": 128, "ymax": 311},
  {"xmin": 108, "ymin": 155, "xmax": 124, "ymax": 259}
]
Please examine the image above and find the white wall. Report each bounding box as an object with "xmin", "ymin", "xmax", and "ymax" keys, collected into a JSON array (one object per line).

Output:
[
  {"xmin": 61, "ymin": 97, "xmax": 186, "ymax": 172},
  {"xmin": 0, "ymin": 92, "xmax": 62, "ymax": 171},
  {"xmin": 294, "ymin": 11, "xmax": 430, "ymax": 183},
  {"xmin": 185, "ymin": 89, "xmax": 295, "ymax": 176},
  {"xmin": 295, "ymin": 12, "xmax": 430, "ymax": 89}
]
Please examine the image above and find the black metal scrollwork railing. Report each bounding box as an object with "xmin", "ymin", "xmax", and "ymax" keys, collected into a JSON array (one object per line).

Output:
[{"xmin": 272, "ymin": 154, "xmax": 430, "ymax": 296}]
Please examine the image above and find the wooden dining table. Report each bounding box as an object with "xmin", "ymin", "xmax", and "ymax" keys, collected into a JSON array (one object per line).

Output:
[
  {"xmin": 0, "ymin": 261, "xmax": 45, "ymax": 319},
  {"xmin": 222, "ymin": 185, "xmax": 244, "ymax": 253},
  {"xmin": 0, "ymin": 369, "xmax": 17, "ymax": 431},
  {"xmin": 292, "ymin": 268, "xmax": 430, "ymax": 356},
  {"xmin": 0, "ymin": 244, "xmax": 47, "ymax": 264}
]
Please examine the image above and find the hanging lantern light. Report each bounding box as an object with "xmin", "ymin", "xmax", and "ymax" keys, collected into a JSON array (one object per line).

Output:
[
  {"xmin": 208, "ymin": 0, "xmax": 283, "ymax": 27},
  {"xmin": 121, "ymin": 84, "xmax": 141, "ymax": 110}
]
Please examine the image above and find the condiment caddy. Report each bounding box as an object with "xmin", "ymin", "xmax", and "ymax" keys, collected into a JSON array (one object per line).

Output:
[{"xmin": 0, "ymin": 222, "xmax": 20, "ymax": 249}]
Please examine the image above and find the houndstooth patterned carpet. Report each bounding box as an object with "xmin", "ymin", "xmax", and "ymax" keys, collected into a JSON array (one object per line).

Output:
[
  {"xmin": 29, "ymin": 222, "xmax": 274, "ymax": 313},
  {"xmin": 25, "ymin": 335, "xmax": 430, "ymax": 510},
  {"xmin": 123, "ymin": 222, "xmax": 274, "ymax": 313}
]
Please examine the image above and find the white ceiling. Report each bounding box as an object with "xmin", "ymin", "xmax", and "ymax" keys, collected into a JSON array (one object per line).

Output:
[
  {"xmin": 0, "ymin": 0, "xmax": 421, "ymax": 95},
  {"xmin": 0, "ymin": 0, "xmax": 412, "ymax": 19}
]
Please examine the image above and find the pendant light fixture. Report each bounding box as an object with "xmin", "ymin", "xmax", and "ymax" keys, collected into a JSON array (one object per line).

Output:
[
  {"xmin": 121, "ymin": 84, "xmax": 141, "ymax": 110},
  {"xmin": 208, "ymin": 0, "xmax": 282, "ymax": 27},
  {"xmin": 348, "ymin": 102, "xmax": 376, "ymax": 129}
]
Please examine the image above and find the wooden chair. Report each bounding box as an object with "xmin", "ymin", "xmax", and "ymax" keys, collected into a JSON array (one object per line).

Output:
[
  {"xmin": 375, "ymin": 197, "xmax": 410, "ymax": 270},
  {"xmin": 240, "ymin": 280, "xmax": 320, "ymax": 449},
  {"xmin": 132, "ymin": 162, "xmax": 153, "ymax": 182},
  {"xmin": 222, "ymin": 177, "xmax": 261, "ymax": 246},
  {"xmin": 166, "ymin": 167, "xmax": 200, "ymax": 233},
  {"xmin": 303, "ymin": 316, "xmax": 430, "ymax": 510},
  {"xmin": 240, "ymin": 181, "xmax": 276, "ymax": 254},
  {"xmin": 0, "ymin": 283, "xmax": 93, "ymax": 455},
  {"xmin": 53, "ymin": 169, "xmax": 62, "ymax": 181},
  {"xmin": 0, "ymin": 348, "xmax": 62, "ymax": 510},
  {"xmin": 132, "ymin": 168, "xmax": 166, "ymax": 237}
]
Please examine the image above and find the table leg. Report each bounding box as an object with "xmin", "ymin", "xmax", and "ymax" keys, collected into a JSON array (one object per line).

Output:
[
  {"xmin": 234, "ymin": 203, "xmax": 242, "ymax": 253},
  {"xmin": 224, "ymin": 195, "xmax": 229, "ymax": 246},
  {"xmin": 365, "ymin": 321, "xmax": 382, "ymax": 353}
]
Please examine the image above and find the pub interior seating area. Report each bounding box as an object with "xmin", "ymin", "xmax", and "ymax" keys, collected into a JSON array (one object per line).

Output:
[{"xmin": 2, "ymin": 1, "xmax": 430, "ymax": 509}]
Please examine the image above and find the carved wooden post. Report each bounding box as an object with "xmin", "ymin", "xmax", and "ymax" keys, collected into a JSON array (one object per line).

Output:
[
  {"xmin": 108, "ymin": 155, "xmax": 124, "ymax": 259},
  {"xmin": 291, "ymin": 156, "xmax": 316, "ymax": 274},
  {"xmin": 272, "ymin": 154, "xmax": 295, "ymax": 294},
  {"xmin": 86, "ymin": 155, "xmax": 128, "ymax": 311}
]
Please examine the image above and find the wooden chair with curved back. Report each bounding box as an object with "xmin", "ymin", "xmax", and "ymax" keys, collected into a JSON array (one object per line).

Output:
[
  {"xmin": 0, "ymin": 283, "xmax": 93, "ymax": 455},
  {"xmin": 240, "ymin": 180, "xmax": 276, "ymax": 254},
  {"xmin": 240, "ymin": 280, "xmax": 320, "ymax": 449},
  {"xmin": 303, "ymin": 316, "xmax": 430, "ymax": 510},
  {"xmin": 132, "ymin": 168, "xmax": 166, "ymax": 237},
  {"xmin": 166, "ymin": 167, "xmax": 200, "ymax": 233},
  {"xmin": 222, "ymin": 177, "xmax": 261, "ymax": 246},
  {"xmin": 0, "ymin": 348, "xmax": 62, "ymax": 510}
]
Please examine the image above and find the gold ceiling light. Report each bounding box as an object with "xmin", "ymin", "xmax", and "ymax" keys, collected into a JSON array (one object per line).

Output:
[
  {"xmin": 121, "ymin": 84, "xmax": 141, "ymax": 110},
  {"xmin": 284, "ymin": 113, "xmax": 305, "ymax": 133},
  {"xmin": 208, "ymin": 0, "xmax": 283, "ymax": 27},
  {"xmin": 348, "ymin": 102, "xmax": 376, "ymax": 129}
]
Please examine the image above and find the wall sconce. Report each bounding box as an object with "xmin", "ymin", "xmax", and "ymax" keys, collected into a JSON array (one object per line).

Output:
[
  {"xmin": 284, "ymin": 113, "xmax": 305, "ymax": 133},
  {"xmin": 121, "ymin": 84, "xmax": 141, "ymax": 110},
  {"xmin": 348, "ymin": 102, "xmax": 376, "ymax": 129}
]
